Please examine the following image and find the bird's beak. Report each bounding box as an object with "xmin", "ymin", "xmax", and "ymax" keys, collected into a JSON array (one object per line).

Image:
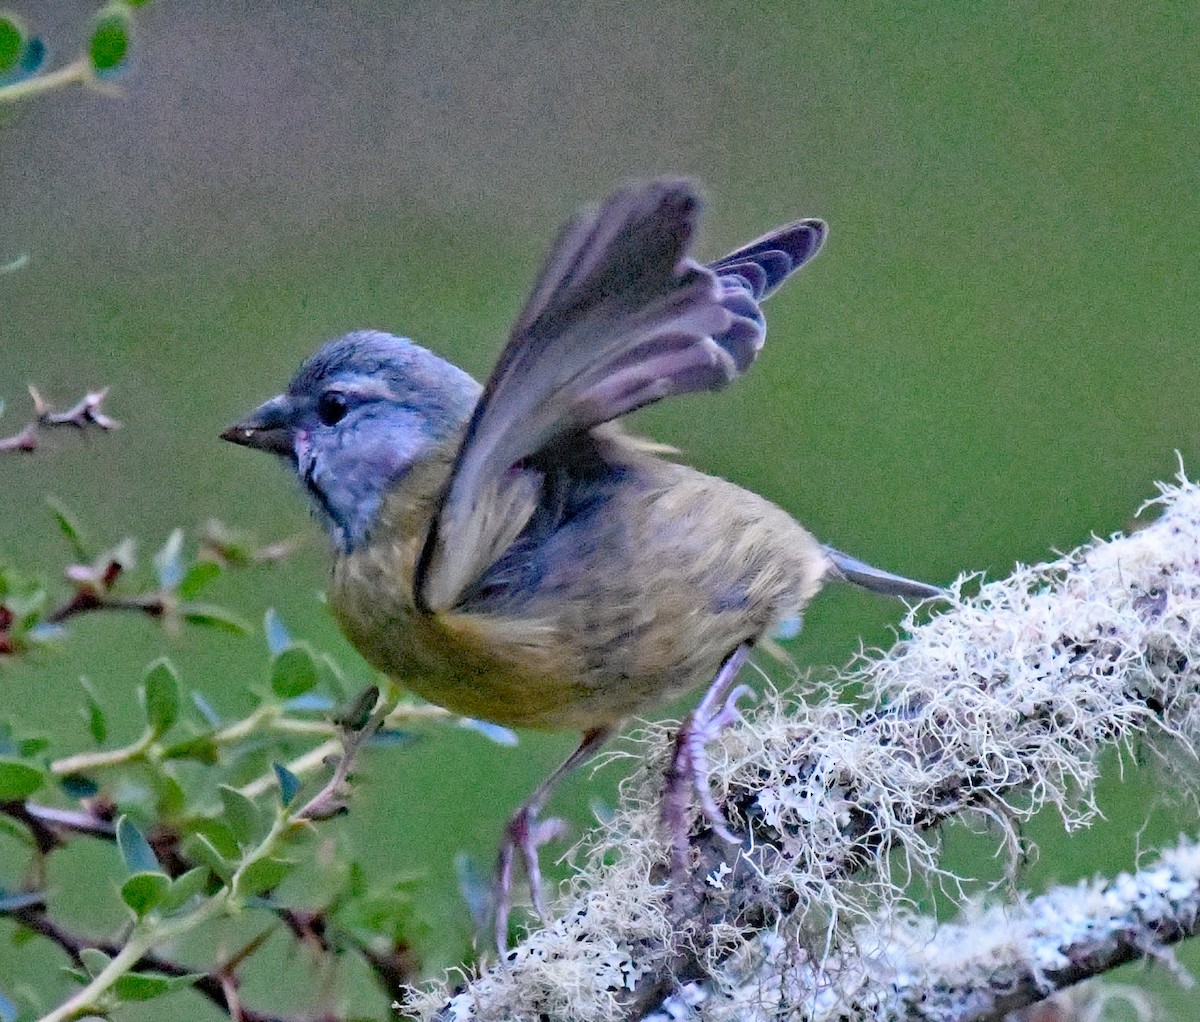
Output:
[{"xmin": 220, "ymin": 394, "xmax": 298, "ymax": 458}]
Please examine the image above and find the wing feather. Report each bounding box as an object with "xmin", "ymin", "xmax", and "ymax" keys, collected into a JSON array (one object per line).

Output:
[{"xmin": 417, "ymin": 182, "xmax": 826, "ymax": 611}]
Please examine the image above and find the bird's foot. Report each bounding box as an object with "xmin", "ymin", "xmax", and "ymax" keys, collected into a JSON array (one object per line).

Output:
[
  {"xmin": 491, "ymin": 727, "xmax": 611, "ymax": 953},
  {"xmin": 663, "ymin": 644, "xmax": 754, "ymax": 876},
  {"xmin": 493, "ymin": 801, "xmax": 569, "ymax": 952}
]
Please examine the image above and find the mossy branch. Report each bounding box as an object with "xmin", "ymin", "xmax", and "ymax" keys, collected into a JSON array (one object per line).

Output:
[{"xmin": 409, "ymin": 472, "xmax": 1200, "ymax": 1021}]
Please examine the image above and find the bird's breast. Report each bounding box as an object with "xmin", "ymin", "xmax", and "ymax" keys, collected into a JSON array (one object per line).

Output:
[{"xmin": 328, "ymin": 459, "xmax": 832, "ymax": 733}]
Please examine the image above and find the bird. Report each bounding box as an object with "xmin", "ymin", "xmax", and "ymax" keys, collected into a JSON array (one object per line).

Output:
[{"xmin": 221, "ymin": 179, "xmax": 943, "ymax": 946}]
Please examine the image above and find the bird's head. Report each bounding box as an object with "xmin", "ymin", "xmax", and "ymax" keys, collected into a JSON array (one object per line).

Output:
[{"xmin": 222, "ymin": 330, "xmax": 481, "ymax": 551}]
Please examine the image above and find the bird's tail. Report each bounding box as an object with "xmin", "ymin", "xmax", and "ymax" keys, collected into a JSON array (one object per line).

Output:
[{"xmin": 708, "ymin": 219, "xmax": 827, "ymax": 371}]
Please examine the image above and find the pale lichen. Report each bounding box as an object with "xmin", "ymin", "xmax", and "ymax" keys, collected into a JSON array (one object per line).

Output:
[{"xmin": 404, "ymin": 474, "xmax": 1200, "ymax": 1021}]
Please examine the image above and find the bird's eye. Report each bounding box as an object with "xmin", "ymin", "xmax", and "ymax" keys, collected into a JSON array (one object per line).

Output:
[{"xmin": 316, "ymin": 391, "xmax": 349, "ymax": 426}]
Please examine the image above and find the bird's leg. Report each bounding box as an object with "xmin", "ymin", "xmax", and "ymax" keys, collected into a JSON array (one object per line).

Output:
[
  {"xmin": 494, "ymin": 725, "xmax": 611, "ymax": 951},
  {"xmin": 664, "ymin": 643, "xmax": 754, "ymax": 875}
]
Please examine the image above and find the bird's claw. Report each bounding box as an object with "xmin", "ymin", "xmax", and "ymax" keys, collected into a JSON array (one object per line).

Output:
[
  {"xmin": 494, "ymin": 803, "xmax": 568, "ymax": 951},
  {"xmin": 664, "ymin": 654, "xmax": 755, "ymax": 874}
]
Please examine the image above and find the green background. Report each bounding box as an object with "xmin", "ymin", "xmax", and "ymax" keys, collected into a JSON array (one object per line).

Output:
[{"xmin": 2, "ymin": 2, "xmax": 1197, "ymax": 1017}]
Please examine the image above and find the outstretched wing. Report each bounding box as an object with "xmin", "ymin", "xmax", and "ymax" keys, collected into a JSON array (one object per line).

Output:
[{"xmin": 417, "ymin": 180, "xmax": 825, "ymax": 612}]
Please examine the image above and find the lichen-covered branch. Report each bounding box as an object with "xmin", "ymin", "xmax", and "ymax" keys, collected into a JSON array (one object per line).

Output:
[
  {"xmin": 407, "ymin": 474, "xmax": 1200, "ymax": 1021},
  {"xmin": 641, "ymin": 837, "xmax": 1200, "ymax": 1022}
]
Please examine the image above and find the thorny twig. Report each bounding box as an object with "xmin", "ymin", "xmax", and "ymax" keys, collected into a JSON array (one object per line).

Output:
[{"xmin": 0, "ymin": 386, "xmax": 119, "ymax": 453}]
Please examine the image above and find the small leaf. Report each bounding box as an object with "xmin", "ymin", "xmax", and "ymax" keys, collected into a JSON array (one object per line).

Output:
[
  {"xmin": 80, "ymin": 947, "xmax": 112, "ymax": 977},
  {"xmin": 263, "ymin": 607, "xmax": 292, "ymax": 655},
  {"xmin": 152, "ymin": 529, "xmax": 184, "ymax": 589},
  {"xmin": 16, "ymin": 735, "xmax": 47, "ymax": 757},
  {"xmin": 0, "ymin": 888, "xmax": 43, "ymax": 912},
  {"xmin": 270, "ymin": 643, "xmax": 319, "ymax": 699},
  {"xmin": 0, "ymin": 757, "xmax": 43, "ymax": 800},
  {"xmin": 237, "ymin": 855, "xmax": 296, "ymax": 896},
  {"xmin": 181, "ymin": 833, "xmax": 233, "ymax": 881},
  {"xmin": 158, "ymin": 866, "xmax": 209, "ymax": 911},
  {"xmin": 45, "ymin": 496, "xmax": 88, "ymax": 560},
  {"xmin": 191, "ymin": 690, "xmax": 222, "ymax": 727},
  {"xmin": 83, "ymin": 693, "xmax": 107, "ymax": 745},
  {"xmin": 114, "ymin": 970, "xmax": 203, "ymax": 1001},
  {"xmin": 367, "ymin": 728, "xmax": 415, "ymax": 748},
  {"xmin": 460, "ymin": 717, "xmax": 519, "ymax": 747},
  {"xmin": 141, "ymin": 658, "xmax": 179, "ymax": 736},
  {"xmin": 181, "ymin": 603, "xmax": 250, "ymax": 634},
  {"xmin": 0, "ymin": 18, "xmax": 22, "ymax": 76},
  {"xmin": 116, "ymin": 816, "xmax": 159, "ymax": 874},
  {"xmin": 152, "ymin": 771, "xmax": 186, "ymax": 817},
  {"xmin": 335, "ymin": 685, "xmax": 379, "ymax": 731},
  {"xmin": 120, "ymin": 871, "xmax": 170, "ymax": 917},
  {"xmin": 455, "ymin": 851, "xmax": 490, "ymax": 932},
  {"xmin": 89, "ymin": 4, "xmax": 133, "ymax": 76},
  {"xmin": 178, "ymin": 560, "xmax": 220, "ymax": 599},
  {"xmin": 0, "ymin": 15, "xmax": 41, "ymax": 84},
  {"xmin": 285, "ymin": 692, "xmax": 335, "ymax": 712},
  {"xmin": 60, "ymin": 774, "xmax": 99, "ymax": 798},
  {"xmin": 272, "ymin": 762, "xmax": 301, "ymax": 808},
  {"xmin": 160, "ymin": 732, "xmax": 218, "ymax": 764},
  {"xmin": 218, "ymin": 784, "xmax": 261, "ymax": 845}
]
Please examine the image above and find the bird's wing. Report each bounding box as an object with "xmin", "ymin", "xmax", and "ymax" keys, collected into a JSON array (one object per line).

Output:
[{"xmin": 416, "ymin": 180, "xmax": 825, "ymax": 612}]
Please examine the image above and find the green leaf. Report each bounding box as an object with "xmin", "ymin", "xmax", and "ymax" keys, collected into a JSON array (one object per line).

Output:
[
  {"xmin": 218, "ymin": 784, "xmax": 261, "ymax": 845},
  {"xmin": 83, "ymin": 696, "xmax": 107, "ymax": 745},
  {"xmin": 160, "ymin": 732, "xmax": 219, "ymax": 764},
  {"xmin": 272, "ymin": 762, "xmax": 301, "ymax": 807},
  {"xmin": 119, "ymin": 871, "xmax": 170, "ymax": 917},
  {"xmin": 335, "ymin": 684, "xmax": 379, "ymax": 731},
  {"xmin": 0, "ymin": 14, "xmax": 42, "ymax": 82},
  {"xmin": 141, "ymin": 658, "xmax": 180, "ymax": 736},
  {"xmin": 158, "ymin": 866, "xmax": 209, "ymax": 911},
  {"xmin": 116, "ymin": 816, "xmax": 159, "ymax": 874},
  {"xmin": 153, "ymin": 528, "xmax": 184, "ymax": 589},
  {"xmin": 89, "ymin": 4, "xmax": 132, "ymax": 76},
  {"xmin": 181, "ymin": 833, "xmax": 233, "ymax": 881},
  {"xmin": 114, "ymin": 969, "xmax": 203, "ymax": 1001},
  {"xmin": 269, "ymin": 643, "xmax": 319, "ymax": 699},
  {"xmin": 181, "ymin": 602, "xmax": 250, "ymax": 634},
  {"xmin": 16, "ymin": 735, "xmax": 47, "ymax": 757},
  {"xmin": 237, "ymin": 855, "xmax": 296, "ymax": 896},
  {"xmin": 0, "ymin": 757, "xmax": 43, "ymax": 800},
  {"xmin": 0, "ymin": 18, "xmax": 20, "ymax": 76},
  {"xmin": 45, "ymin": 496, "xmax": 88, "ymax": 560},
  {"xmin": 80, "ymin": 947, "xmax": 111, "ymax": 977},
  {"xmin": 178, "ymin": 560, "xmax": 220, "ymax": 599},
  {"xmin": 152, "ymin": 770, "xmax": 186, "ymax": 817}
]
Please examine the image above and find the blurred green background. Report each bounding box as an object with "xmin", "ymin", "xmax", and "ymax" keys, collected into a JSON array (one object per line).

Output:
[{"xmin": 2, "ymin": 1, "xmax": 1198, "ymax": 1017}]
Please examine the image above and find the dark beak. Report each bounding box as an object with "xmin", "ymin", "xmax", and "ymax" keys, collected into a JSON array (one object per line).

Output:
[{"xmin": 220, "ymin": 394, "xmax": 298, "ymax": 458}]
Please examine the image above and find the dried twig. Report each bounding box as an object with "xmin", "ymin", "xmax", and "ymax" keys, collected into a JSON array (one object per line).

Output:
[{"xmin": 0, "ymin": 385, "xmax": 119, "ymax": 454}]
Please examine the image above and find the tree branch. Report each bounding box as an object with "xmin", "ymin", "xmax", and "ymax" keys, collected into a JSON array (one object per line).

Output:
[{"xmin": 406, "ymin": 473, "xmax": 1200, "ymax": 1021}]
